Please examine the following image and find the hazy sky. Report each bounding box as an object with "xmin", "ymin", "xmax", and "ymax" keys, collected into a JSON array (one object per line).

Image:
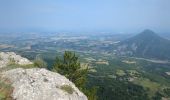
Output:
[{"xmin": 0, "ymin": 0, "xmax": 170, "ymax": 33}]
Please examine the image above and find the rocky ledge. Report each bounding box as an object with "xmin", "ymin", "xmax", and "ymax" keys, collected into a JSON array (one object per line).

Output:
[
  {"xmin": 0, "ymin": 52, "xmax": 32, "ymax": 68},
  {"xmin": 0, "ymin": 52, "xmax": 87, "ymax": 100}
]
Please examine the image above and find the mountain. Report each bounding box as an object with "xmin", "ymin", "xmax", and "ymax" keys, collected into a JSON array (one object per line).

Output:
[{"xmin": 116, "ymin": 29, "xmax": 170, "ymax": 60}]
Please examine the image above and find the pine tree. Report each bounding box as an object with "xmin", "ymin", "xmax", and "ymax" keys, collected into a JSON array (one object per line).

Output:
[
  {"xmin": 52, "ymin": 51, "xmax": 97, "ymax": 100},
  {"xmin": 52, "ymin": 51, "xmax": 88, "ymax": 88}
]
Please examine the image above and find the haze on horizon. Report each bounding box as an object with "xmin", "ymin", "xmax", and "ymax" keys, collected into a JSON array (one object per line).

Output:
[{"xmin": 0, "ymin": 0, "xmax": 170, "ymax": 33}]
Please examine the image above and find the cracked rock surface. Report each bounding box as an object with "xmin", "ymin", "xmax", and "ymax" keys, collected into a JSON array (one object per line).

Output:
[{"xmin": 1, "ymin": 52, "xmax": 87, "ymax": 100}]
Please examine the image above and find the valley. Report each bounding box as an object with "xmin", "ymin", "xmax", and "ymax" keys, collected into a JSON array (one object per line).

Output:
[{"xmin": 0, "ymin": 30, "xmax": 170, "ymax": 100}]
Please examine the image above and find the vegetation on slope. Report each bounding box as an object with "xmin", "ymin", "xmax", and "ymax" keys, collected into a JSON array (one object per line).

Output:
[
  {"xmin": 0, "ymin": 76, "xmax": 13, "ymax": 100},
  {"xmin": 52, "ymin": 51, "xmax": 97, "ymax": 100}
]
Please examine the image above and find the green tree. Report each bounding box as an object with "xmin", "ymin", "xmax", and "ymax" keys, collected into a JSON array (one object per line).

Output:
[
  {"xmin": 52, "ymin": 51, "xmax": 87, "ymax": 88},
  {"xmin": 52, "ymin": 51, "xmax": 97, "ymax": 100}
]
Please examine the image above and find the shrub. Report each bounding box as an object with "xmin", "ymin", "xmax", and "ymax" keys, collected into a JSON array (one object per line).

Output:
[
  {"xmin": 60, "ymin": 85, "xmax": 74, "ymax": 94},
  {"xmin": 34, "ymin": 57, "xmax": 47, "ymax": 68},
  {"xmin": 0, "ymin": 77, "xmax": 13, "ymax": 100}
]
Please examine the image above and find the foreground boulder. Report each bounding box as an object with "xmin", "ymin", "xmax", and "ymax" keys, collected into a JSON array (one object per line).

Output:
[
  {"xmin": 3, "ymin": 68, "xmax": 87, "ymax": 100},
  {"xmin": 0, "ymin": 52, "xmax": 87, "ymax": 100}
]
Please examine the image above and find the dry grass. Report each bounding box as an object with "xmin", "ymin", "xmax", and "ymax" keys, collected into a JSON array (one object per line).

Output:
[
  {"xmin": 60, "ymin": 85, "xmax": 74, "ymax": 94},
  {"xmin": 0, "ymin": 76, "xmax": 13, "ymax": 100}
]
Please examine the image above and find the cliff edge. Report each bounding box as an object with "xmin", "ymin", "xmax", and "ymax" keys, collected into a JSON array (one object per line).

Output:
[{"xmin": 0, "ymin": 52, "xmax": 87, "ymax": 100}]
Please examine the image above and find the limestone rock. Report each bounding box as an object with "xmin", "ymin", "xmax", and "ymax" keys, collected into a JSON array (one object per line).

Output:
[
  {"xmin": 0, "ymin": 52, "xmax": 32, "ymax": 68},
  {"xmin": 0, "ymin": 52, "xmax": 87, "ymax": 100}
]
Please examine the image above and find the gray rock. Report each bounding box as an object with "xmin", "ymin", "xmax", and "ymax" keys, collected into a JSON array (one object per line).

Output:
[
  {"xmin": 3, "ymin": 68, "xmax": 87, "ymax": 100},
  {"xmin": 0, "ymin": 52, "xmax": 32, "ymax": 68},
  {"xmin": 0, "ymin": 52, "xmax": 87, "ymax": 100}
]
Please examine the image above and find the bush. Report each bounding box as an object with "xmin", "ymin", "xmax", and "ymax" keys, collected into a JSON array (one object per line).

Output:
[{"xmin": 34, "ymin": 56, "xmax": 47, "ymax": 68}]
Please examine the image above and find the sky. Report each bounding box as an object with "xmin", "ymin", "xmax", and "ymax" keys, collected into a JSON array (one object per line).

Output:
[{"xmin": 0, "ymin": 0, "xmax": 170, "ymax": 33}]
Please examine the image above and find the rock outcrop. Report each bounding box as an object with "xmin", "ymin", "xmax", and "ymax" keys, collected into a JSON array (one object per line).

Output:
[
  {"xmin": 0, "ymin": 52, "xmax": 32, "ymax": 68},
  {"xmin": 0, "ymin": 52, "xmax": 87, "ymax": 100}
]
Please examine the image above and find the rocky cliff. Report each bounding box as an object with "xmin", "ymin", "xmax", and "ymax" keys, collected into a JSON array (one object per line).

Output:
[{"xmin": 0, "ymin": 52, "xmax": 87, "ymax": 100}]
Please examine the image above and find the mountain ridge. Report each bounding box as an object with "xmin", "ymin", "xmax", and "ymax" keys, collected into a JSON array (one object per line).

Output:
[{"xmin": 116, "ymin": 29, "xmax": 170, "ymax": 60}]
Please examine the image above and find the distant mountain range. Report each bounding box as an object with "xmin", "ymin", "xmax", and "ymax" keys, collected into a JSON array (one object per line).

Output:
[{"xmin": 116, "ymin": 29, "xmax": 170, "ymax": 60}]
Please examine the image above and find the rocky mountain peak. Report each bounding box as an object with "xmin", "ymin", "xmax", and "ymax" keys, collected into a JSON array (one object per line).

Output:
[
  {"xmin": 138, "ymin": 29, "xmax": 159, "ymax": 38},
  {"xmin": 116, "ymin": 29, "xmax": 170, "ymax": 60}
]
